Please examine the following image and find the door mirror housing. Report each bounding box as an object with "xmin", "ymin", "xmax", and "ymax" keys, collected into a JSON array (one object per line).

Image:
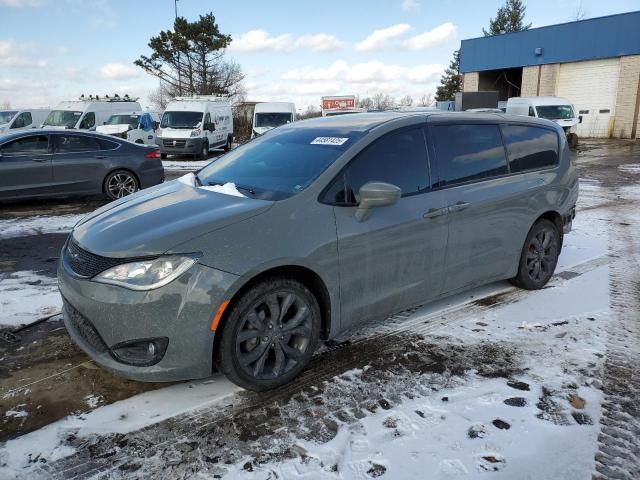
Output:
[
  {"xmin": 152, "ymin": 121, "xmax": 160, "ymax": 130},
  {"xmin": 578, "ymin": 115, "xmax": 583, "ymax": 123},
  {"xmin": 355, "ymin": 182, "xmax": 401, "ymax": 221},
  {"xmin": 206, "ymin": 123, "xmax": 215, "ymax": 132}
]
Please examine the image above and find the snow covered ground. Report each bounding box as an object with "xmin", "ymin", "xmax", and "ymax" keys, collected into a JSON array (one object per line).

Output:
[
  {"xmin": 0, "ymin": 140, "xmax": 639, "ymax": 479},
  {"xmin": 0, "ymin": 271, "xmax": 61, "ymax": 327},
  {"xmin": 0, "ymin": 214, "xmax": 85, "ymax": 240}
]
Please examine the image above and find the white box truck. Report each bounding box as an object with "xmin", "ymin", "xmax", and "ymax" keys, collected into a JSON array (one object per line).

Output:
[
  {"xmin": 252, "ymin": 102, "xmax": 296, "ymax": 138},
  {"xmin": 96, "ymin": 111, "xmax": 162, "ymax": 145},
  {"xmin": 156, "ymin": 96, "xmax": 233, "ymax": 159},
  {"xmin": 43, "ymin": 95, "xmax": 142, "ymax": 131},
  {"xmin": 506, "ymin": 96, "xmax": 579, "ymax": 147},
  {"xmin": 0, "ymin": 108, "xmax": 51, "ymax": 135}
]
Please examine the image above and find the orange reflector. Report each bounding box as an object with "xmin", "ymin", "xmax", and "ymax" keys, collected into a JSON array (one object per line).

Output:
[{"xmin": 210, "ymin": 300, "xmax": 230, "ymax": 331}]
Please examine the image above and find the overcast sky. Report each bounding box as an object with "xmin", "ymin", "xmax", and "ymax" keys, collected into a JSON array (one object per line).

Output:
[{"xmin": 1, "ymin": 0, "xmax": 638, "ymax": 110}]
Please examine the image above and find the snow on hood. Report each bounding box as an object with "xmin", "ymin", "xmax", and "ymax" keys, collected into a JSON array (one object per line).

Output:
[{"xmin": 178, "ymin": 172, "xmax": 246, "ymax": 198}]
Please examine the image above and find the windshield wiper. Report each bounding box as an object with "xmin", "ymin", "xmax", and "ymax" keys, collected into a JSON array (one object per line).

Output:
[{"xmin": 194, "ymin": 173, "xmax": 202, "ymax": 186}]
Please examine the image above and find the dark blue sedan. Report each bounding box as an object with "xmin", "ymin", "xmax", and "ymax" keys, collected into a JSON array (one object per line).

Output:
[{"xmin": 0, "ymin": 130, "xmax": 164, "ymax": 201}]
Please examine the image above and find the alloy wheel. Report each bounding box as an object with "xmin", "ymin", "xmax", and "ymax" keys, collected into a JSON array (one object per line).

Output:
[
  {"xmin": 525, "ymin": 227, "xmax": 558, "ymax": 283},
  {"xmin": 235, "ymin": 290, "xmax": 313, "ymax": 380},
  {"xmin": 107, "ymin": 173, "xmax": 138, "ymax": 198}
]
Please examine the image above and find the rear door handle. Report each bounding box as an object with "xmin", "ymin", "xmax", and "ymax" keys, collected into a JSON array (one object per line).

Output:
[
  {"xmin": 449, "ymin": 202, "xmax": 471, "ymax": 213},
  {"xmin": 423, "ymin": 207, "xmax": 450, "ymax": 219},
  {"xmin": 95, "ymin": 155, "xmax": 108, "ymax": 160}
]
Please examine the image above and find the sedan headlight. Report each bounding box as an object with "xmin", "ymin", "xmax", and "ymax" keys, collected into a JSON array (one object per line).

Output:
[{"xmin": 93, "ymin": 254, "xmax": 200, "ymax": 291}]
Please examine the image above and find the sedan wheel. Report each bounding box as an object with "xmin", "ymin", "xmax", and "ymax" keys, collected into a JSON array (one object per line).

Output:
[
  {"xmin": 216, "ymin": 278, "xmax": 321, "ymax": 391},
  {"xmin": 105, "ymin": 170, "xmax": 139, "ymax": 200}
]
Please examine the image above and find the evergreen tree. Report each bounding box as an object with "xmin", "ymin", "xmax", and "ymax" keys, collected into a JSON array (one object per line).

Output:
[
  {"xmin": 483, "ymin": 0, "xmax": 532, "ymax": 36},
  {"xmin": 435, "ymin": 50, "xmax": 462, "ymax": 101}
]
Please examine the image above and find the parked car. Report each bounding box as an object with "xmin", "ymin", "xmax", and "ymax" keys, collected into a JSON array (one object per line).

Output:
[
  {"xmin": 43, "ymin": 95, "xmax": 142, "ymax": 131},
  {"xmin": 96, "ymin": 111, "xmax": 161, "ymax": 145},
  {"xmin": 58, "ymin": 112, "xmax": 578, "ymax": 391},
  {"xmin": 252, "ymin": 102, "xmax": 296, "ymax": 138},
  {"xmin": 506, "ymin": 96, "xmax": 579, "ymax": 147},
  {"xmin": 156, "ymin": 96, "xmax": 233, "ymax": 159},
  {"xmin": 0, "ymin": 108, "xmax": 51, "ymax": 135},
  {"xmin": 0, "ymin": 130, "xmax": 163, "ymax": 201}
]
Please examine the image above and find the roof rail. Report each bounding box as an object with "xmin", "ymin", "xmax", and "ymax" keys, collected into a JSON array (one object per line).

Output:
[
  {"xmin": 173, "ymin": 95, "xmax": 231, "ymax": 102},
  {"xmin": 78, "ymin": 94, "xmax": 140, "ymax": 102}
]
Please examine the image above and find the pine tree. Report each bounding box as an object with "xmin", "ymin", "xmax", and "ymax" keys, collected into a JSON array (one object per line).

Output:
[
  {"xmin": 435, "ymin": 50, "xmax": 462, "ymax": 101},
  {"xmin": 482, "ymin": 0, "xmax": 532, "ymax": 36}
]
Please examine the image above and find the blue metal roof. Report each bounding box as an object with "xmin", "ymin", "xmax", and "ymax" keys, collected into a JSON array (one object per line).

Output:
[{"xmin": 460, "ymin": 11, "xmax": 640, "ymax": 73}]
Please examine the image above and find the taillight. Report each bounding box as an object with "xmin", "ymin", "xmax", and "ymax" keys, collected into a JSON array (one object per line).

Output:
[{"xmin": 144, "ymin": 149, "xmax": 161, "ymax": 159}]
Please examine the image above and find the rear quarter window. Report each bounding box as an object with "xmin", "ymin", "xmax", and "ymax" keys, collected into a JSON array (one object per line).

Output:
[
  {"xmin": 430, "ymin": 124, "xmax": 508, "ymax": 188},
  {"xmin": 501, "ymin": 125, "xmax": 558, "ymax": 173}
]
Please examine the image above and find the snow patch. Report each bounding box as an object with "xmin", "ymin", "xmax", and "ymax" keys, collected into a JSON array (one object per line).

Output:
[
  {"xmin": 177, "ymin": 173, "xmax": 247, "ymax": 198},
  {"xmin": 0, "ymin": 271, "xmax": 61, "ymax": 327},
  {"xmin": 0, "ymin": 214, "xmax": 84, "ymax": 240}
]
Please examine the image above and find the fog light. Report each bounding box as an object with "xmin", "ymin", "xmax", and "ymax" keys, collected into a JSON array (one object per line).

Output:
[{"xmin": 110, "ymin": 337, "xmax": 168, "ymax": 366}]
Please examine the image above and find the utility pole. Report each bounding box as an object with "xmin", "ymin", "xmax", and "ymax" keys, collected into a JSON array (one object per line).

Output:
[{"xmin": 174, "ymin": 0, "xmax": 182, "ymax": 96}]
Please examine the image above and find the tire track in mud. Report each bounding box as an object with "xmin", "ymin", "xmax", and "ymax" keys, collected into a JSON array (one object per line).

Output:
[
  {"xmin": 592, "ymin": 190, "xmax": 640, "ymax": 480},
  {"xmin": 37, "ymin": 256, "xmax": 609, "ymax": 480}
]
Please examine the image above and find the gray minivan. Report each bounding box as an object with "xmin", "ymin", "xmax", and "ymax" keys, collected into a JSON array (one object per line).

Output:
[{"xmin": 58, "ymin": 112, "xmax": 578, "ymax": 390}]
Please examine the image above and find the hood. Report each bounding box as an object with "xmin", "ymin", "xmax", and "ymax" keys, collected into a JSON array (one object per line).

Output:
[
  {"xmin": 96, "ymin": 124, "xmax": 129, "ymax": 135},
  {"xmin": 72, "ymin": 178, "xmax": 272, "ymax": 258},
  {"xmin": 159, "ymin": 127, "xmax": 197, "ymax": 139},
  {"xmin": 253, "ymin": 126, "xmax": 273, "ymax": 136}
]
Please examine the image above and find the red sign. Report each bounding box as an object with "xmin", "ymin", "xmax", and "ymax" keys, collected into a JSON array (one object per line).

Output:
[{"xmin": 322, "ymin": 98, "xmax": 355, "ymax": 110}]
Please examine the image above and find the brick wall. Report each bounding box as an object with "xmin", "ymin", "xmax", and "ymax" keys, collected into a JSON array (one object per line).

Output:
[
  {"xmin": 463, "ymin": 72, "xmax": 479, "ymax": 92},
  {"xmin": 521, "ymin": 66, "xmax": 539, "ymax": 96},
  {"xmin": 539, "ymin": 64, "xmax": 559, "ymax": 96},
  {"xmin": 613, "ymin": 55, "xmax": 640, "ymax": 139}
]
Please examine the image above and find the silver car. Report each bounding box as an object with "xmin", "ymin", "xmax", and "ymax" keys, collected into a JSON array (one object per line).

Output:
[{"xmin": 58, "ymin": 112, "xmax": 578, "ymax": 391}]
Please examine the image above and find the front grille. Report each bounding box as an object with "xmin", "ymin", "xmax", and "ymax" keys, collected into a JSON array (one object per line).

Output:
[
  {"xmin": 64, "ymin": 300, "xmax": 108, "ymax": 353},
  {"xmin": 64, "ymin": 239, "xmax": 156, "ymax": 278},
  {"xmin": 163, "ymin": 139, "xmax": 187, "ymax": 148}
]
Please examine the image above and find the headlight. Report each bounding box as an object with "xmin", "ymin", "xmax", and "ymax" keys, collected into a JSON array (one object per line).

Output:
[
  {"xmin": 190, "ymin": 128, "xmax": 201, "ymax": 137},
  {"xmin": 93, "ymin": 254, "xmax": 200, "ymax": 290}
]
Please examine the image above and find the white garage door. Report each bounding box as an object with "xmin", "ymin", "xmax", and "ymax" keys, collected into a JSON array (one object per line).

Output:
[{"xmin": 557, "ymin": 58, "xmax": 620, "ymax": 138}]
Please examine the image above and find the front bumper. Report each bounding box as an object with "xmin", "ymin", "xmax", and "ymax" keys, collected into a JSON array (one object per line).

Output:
[
  {"xmin": 156, "ymin": 136, "xmax": 204, "ymax": 155},
  {"xmin": 58, "ymin": 250, "xmax": 238, "ymax": 382}
]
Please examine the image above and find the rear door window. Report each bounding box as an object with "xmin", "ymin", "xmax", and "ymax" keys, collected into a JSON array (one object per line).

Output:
[
  {"xmin": 1, "ymin": 135, "xmax": 49, "ymax": 155},
  {"xmin": 325, "ymin": 127, "xmax": 429, "ymax": 204},
  {"xmin": 430, "ymin": 124, "xmax": 508, "ymax": 188},
  {"xmin": 501, "ymin": 125, "xmax": 558, "ymax": 172},
  {"xmin": 54, "ymin": 135, "xmax": 100, "ymax": 153}
]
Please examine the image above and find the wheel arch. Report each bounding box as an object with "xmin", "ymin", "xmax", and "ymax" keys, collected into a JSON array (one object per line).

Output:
[
  {"xmin": 212, "ymin": 264, "xmax": 333, "ymax": 367},
  {"xmin": 535, "ymin": 210, "xmax": 564, "ymax": 247}
]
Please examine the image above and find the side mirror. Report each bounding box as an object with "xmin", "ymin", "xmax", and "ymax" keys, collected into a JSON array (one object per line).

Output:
[
  {"xmin": 208, "ymin": 123, "xmax": 216, "ymax": 132},
  {"xmin": 152, "ymin": 121, "xmax": 160, "ymax": 130},
  {"xmin": 578, "ymin": 115, "xmax": 583, "ymax": 124},
  {"xmin": 355, "ymin": 182, "xmax": 401, "ymax": 221}
]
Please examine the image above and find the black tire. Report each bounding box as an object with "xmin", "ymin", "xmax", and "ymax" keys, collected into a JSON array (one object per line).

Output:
[
  {"xmin": 567, "ymin": 133, "xmax": 578, "ymax": 149},
  {"xmin": 215, "ymin": 277, "xmax": 321, "ymax": 391},
  {"xmin": 160, "ymin": 153, "xmax": 167, "ymax": 160},
  {"xmin": 200, "ymin": 141, "xmax": 209, "ymax": 160},
  {"xmin": 104, "ymin": 169, "xmax": 139, "ymax": 200},
  {"xmin": 223, "ymin": 135, "xmax": 232, "ymax": 152},
  {"xmin": 510, "ymin": 219, "xmax": 560, "ymax": 290}
]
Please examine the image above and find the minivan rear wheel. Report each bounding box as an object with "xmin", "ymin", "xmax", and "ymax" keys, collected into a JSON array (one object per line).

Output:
[
  {"xmin": 215, "ymin": 277, "xmax": 321, "ymax": 391},
  {"xmin": 510, "ymin": 219, "xmax": 560, "ymax": 290}
]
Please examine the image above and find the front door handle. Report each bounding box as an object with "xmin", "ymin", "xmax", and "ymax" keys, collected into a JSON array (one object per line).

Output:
[
  {"xmin": 95, "ymin": 155, "xmax": 108, "ymax": 160},
  {"xmin": 424, "ymin": 207, "xmax": 450, "ymax": 219},
  {"xmin": 32, "ymin": 158, "xmax": 48, "ymax": 163},
  {"xmin": 449, "ymin": 202, "xmax": 471, "ymax": 213}
]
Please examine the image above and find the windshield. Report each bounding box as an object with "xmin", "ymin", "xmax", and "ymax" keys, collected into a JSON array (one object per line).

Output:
[
  {"xmin": 535, "ymin": 105, "xmax": 575, "ymax": 120},
  {"xmin": 0, "ymin": 111, "xmax": 18, "ymax": 124},
  {"xmin": 254, "ymin": 112, "xmax": 293, "ymax": 129},
  {"xmin": 106, "ymin": 114, "xmax": 140, "ymax": 128},
  {"xmin": 161, "ymin": 111, "xmax": 202, "ymax": 129},
  {"xmin": 44, "ymin": 110, "xmax": 82, "ymax": 128},
  {"xmin": 196, "ymin": 127, "xmax": 363, "ymax": 201}
]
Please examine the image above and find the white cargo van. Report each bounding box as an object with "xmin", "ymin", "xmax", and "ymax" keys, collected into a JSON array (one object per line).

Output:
[
  {"xmin": 252, "ymin": 102, "xmax": 296, "ymax": 138},
  {"xmin": 506, "ymin": 96, "xmax": 579, "ymax": 147},
  {"xmin": 0, "ymin": 108, "xmax": 50, "ymax": 135},
  {"xmin": 156, "ymin": 96, "xmax": 233, "ymax": 159},
  {"xmin": 43, "ymin": 95, "xmax": 142, "ymax": 131},
  {"xmin": 96, "ymin": 111, "xmax": 161, "ymax": 145}
]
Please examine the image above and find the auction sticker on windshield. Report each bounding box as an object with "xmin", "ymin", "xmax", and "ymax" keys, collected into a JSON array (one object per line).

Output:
[{"xmin": 310, "ymin": 137, "xmax": 349, "ymax": 146}]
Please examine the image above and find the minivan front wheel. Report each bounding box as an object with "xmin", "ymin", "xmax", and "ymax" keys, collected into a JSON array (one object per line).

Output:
[
  {"xmin": 511, "ymin": 219, "xmax": 560, "ymax": 290},
  {"xmin": 216, "ymin": 277, "xmax": 321, "ymax": 391},
  {"xmin": 199, "ymin": 141, "xmax": 209, "ymax": 160}
]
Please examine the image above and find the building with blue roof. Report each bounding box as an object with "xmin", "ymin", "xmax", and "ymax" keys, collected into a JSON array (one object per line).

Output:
[{"xmin": 459, "ymin": 11, "xmax": 640, "ymax": 138}]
